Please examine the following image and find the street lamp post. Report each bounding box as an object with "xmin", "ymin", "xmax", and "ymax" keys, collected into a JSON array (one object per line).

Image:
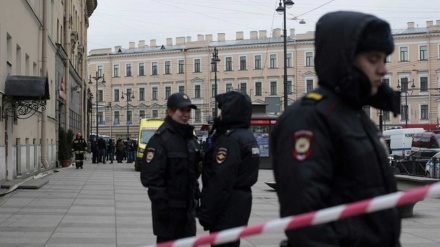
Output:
[
  {"xmin": 121, "ymin": 91, "xmax": 134, "ymax": 139},
  {"xmin": 88, "ymin": 71, "xmax": 105, "ymax": 139},
  {"xmin": 211, "ymin": 47, "xmax": 220, "ymax": 118},
  {"xmin": 397, "ymin": 78, "xmax": 415, "ymax": 128},
  {"xmin": 276, "ymin": 0, "xmax": 294, "ymax": 110}
]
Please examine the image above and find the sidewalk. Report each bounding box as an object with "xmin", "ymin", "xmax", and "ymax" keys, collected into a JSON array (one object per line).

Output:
[{"xmin": 0, "ymin": 160, "xmax": 439, "ymax": 247}]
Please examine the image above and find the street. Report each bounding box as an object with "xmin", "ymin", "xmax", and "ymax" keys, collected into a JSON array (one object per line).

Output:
[{"xmin": 0, "ymin": 161, "xmax": 439, "ymax": 247}]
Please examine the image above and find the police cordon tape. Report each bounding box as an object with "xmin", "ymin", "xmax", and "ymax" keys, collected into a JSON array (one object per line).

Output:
[{"xmin": 142, "ymin": 182, "xmax": 440, "ymax": 247}]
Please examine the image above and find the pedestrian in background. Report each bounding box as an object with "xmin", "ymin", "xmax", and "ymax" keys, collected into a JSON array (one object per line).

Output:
[
  {"xmin": 107, "ymin": 139, "xmax": 115, "ymax": 164},
  {"xmin": 140, "ymin": 93, "xmax": 201, "ymax": 243},
  {"xmin": 116, "ymin": 139, "xmax": 125, "ymax": 163},
  {"xmin": 91, "ymin": 138, "xmax": 98, "ymax": 164},
  {"xmin": 72, "ymin": 132, "xmax": 87, "ymax": 169},
  {"xmin": 271, "ymin": 11, "xmax": 401, "ymax": 246},
  {"xmin": 97, "ymin": 137, "xmax": 106, "ymax": 164},
  {"xmin": 197, "ymin": 91, "xmax": 260, "ymax": 247}
]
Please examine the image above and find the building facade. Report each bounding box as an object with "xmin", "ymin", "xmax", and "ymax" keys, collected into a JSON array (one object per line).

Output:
[
  {"xmin": 0, "ymin": 0, "xmax": 97, "ymax": 181},
  {"xmin": 87, "ymin": 21, "xmax": 440, "ymax": 140}
]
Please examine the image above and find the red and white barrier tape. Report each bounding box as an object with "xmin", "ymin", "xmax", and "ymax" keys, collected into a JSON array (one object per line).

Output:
[{"xmin": 142, "ymin": 182, "xmax": 440, "ymax": 247}]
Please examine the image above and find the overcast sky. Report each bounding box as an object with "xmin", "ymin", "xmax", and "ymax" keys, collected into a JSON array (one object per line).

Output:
[{"xmin": 87, "ymin": 0, "xmax": 439, "ymax": 52}]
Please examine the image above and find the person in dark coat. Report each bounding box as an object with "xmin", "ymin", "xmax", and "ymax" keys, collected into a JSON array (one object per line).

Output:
[
  {"xmin": 97, "ymin": 137, "xmax": 106, "ymax": 164},
  {"xmin": 140, "ymin": 93, "xmax": 201, "ymax": 243},
  {"xmin": 116, "ymin": 139, "xmax": 125, "ymax": 163},
  {"xmin": 91, "ymin": 138, "xmax": 98, "ymax": 164},
  {"xmin": 197, "ymin": 91, "xmax": 260, "ymax": 247},
  {"xmin": 72, "ymin": 132, "xmax": 87, "ymax": 169},
  {"xmin": 271, "ymin": 11, "xmax": 402, "ymax": 247},
  {"xmin": 107, "ymin": 139, "xmax": 115, "ymax": 164}
]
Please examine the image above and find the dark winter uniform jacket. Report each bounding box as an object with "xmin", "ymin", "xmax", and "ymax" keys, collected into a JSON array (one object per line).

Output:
[
  {"xmin": 197, "ymin": 91, "xmax": 260, "ymax": 232},
  {"xmin": 140, "ymin": 117, "xmax": 201, "ymax": 239},
  {"xmin": 271, "ymin": 12, "xmax": 402, "ymax": 247}
]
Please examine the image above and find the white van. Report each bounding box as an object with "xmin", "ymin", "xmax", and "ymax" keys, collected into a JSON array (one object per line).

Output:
[{"xmin": 383, "ymin": 128, "xmax": 425, "ymax": 157}]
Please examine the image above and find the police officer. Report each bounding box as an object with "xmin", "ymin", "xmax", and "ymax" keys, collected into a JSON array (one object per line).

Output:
[
  {"xmin": 140, "ymin": 92, "xmax": 201, "ymax": 243},
  {"xmin": 272, "ymin": 11, "xmax": 401, "ymax": 246},
  {"xmin": 72, "ymin": 132, "xmax": 87, "ymax": 169},
  {"xmin": 197, "ymin": 91, "xmax": 260, "ymax": 247}
]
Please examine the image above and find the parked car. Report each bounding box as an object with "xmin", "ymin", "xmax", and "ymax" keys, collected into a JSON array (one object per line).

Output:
[
  {"xmin": 392, "ymin": 150, "xmax": 438, "ymax": 176},
  {"xmin": 425, "ymin": 152, "xmax": 440, "ymax": 178}
]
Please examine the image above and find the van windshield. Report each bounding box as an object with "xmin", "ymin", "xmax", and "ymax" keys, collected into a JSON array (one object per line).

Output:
[{"xmin": 141, "ymin": 130, "xmax": 155, "ymax": 144}]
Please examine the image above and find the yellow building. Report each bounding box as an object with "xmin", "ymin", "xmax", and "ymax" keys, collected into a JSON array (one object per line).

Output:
[
  {"xmin": 87, "ymin": 20, "xmax": 440, "ymax": 139},
  {"xmin": 0, "ymin": 0, "xmax": 97, "ymax": 181}
]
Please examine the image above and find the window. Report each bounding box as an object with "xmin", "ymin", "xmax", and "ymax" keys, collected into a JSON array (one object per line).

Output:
[
  {"xmin": 226, "ymin": 83, "xmax": 233, "ymax": 92},
  {"xmin": 7, "ymin": 33, "xmax": 12, "ymax": 64},
  {"xmin": 139, "ymin": 63, "xmax": 145, "ymax": 76},
  {"xmin": 178, "ymin": 60, "xmax": 184, "ymax": 74},
  {"xmin": 306, "ymin": 79, "xmax": 314, "ymax": 93},
  {"xmin": 139, "ymin": 88, "xmax": 145, "ymax": 101},
  {"xmin": 98, "ymin": 90, "xmax": 103, "ymax": 102},
  {"xmin": 225, "ymin": 57, "xmax": 232, "ymax": 71},
  {"xmin": 152, "ymin": 110, "xmax": 158, "ymax": 118},
  {"xmin": 400, "ymin": 47, "xmax": 409, "ymax": 61},
  {"xmin": 382, "ymin": 78, "xmax": 390, "ymax": 87},
  {"xmin": 255, "ymin": 82, "xmax": 262, "ymax": 96},
  {"xmin": 114, "ymin": 89, "xmax": 119, "ymax": 102},
  {"xmin": 127, "ymin": 110, "xmax": 132, "ymax": 123},
  {"xmin": 139, "ymin": 110, "xmax": 145, "ymax": 119},
  {"xmin": 126, "ymin": 88, "xmax": 133, "ymax": 101},
  {"xmin": 385, "ymin": 55, "xmax": 391, "ymax": 63},
  {"xmin": 152, "ymin": 87, "xmax": 158, "ymax": 100},
  {"xmin": 383, "ymin": 111, "xmax": 390, "ymax": 121},
  {"xmin": 195, "ymin": 109, "xmax": 201, "ymax": 123},
  {"xmin": 287, "ymin": 53, "xmax": 293, "ymax": 67},
  {"xmin": 240, "ymin": 56, "xmax": 246, "ymax": 70},
  {"xmin": 114, "ymin": 111, "xmax": 119, "ymax": 125},
  {"xmin": 97, "ymin": 65, "xmax": 103, "ymax": 77},
  {"xmin": 270, "ymin": 54, "xmax": 276, "ymax": 68},
  {"xmin": 401, "ymin": 105, "xmax": 408, "ymax": 121},
  {"xmin": 287, "ymin": 80, "xmax": 293, "ymax": 94},
  {"xmin": 362, "ymin": 106, "xmax": 371, "ymax": 118},
  {"xmin": 195, "ymin": 85, "xmax": 201, "ymax": 98},
  {"xmin": 152, "ymin": 62, "xmax": 158, "ymax": 75},
  {"xmin": 419, "ymin": 45, "xmax": 428, "ymax": 60},
  {"xmin": 165, "ymin": 86, "xmax": 171, "ymax": 99},
  {"xmin": 421, "ymin": 105, "xmax": 428, "ymax": 120},
  {"xmin": 179, "ymin": 86, "xmax": 184, "ymax": 93},
  {"xmin": 126, "ymin": 64, "xmax": 132, "ymax": 77},
  {"xmin": 255, "ymin": 55, "xmax": 261, "ymax": 69},
  {"xmin": 165, "ymin": 61, "xmax": 171, "ymax": 74},
  {"xmin": 270, "ymin": 81, "xmax": 277, "ymax": 95},
  {"xmin": 400, "ymin": 77, "xmax": 409, "ymax": 92},
  {"xmin": 211, "ymin": 84, "xmax": 216, "ymax": 98},
  {"xmin": 211, "ymin": 62, "xmax": 216, "ymax": 72},
  {"xmin": 98, "ymin": 112, "xmax": 103, "ymax": 124},
  {"xmin": 113, "ymin": 64, "xmax": 119, "ymax": 77},
  {"xmin": 420, "ymin": 77, "xmax": 428, "ymax": 92},
  {"xmin": 194, "ymin": 59, "xmax": 201, "ymax": 72},
  {"xmin": 240, "ymin": 83, "xmax": 247, "ymax": 94},
  {"xmin": 306, "ymin": 52, "xmax": 314, "ymax": 67}
]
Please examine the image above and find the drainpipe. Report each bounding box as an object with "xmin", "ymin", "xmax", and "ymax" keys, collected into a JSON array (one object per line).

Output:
[
  {"xmin": 64, "ymin": 0, "xmax": 71, "ymax": 129},
  {"xmin": 40, "ymin": 0, "xmax": 49, "ymax": 169}
]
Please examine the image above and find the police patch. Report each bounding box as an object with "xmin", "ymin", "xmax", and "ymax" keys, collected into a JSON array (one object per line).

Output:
[
  {"xmin": 216, "ymin": 147, "xmax": 227, "ymax": 164},
  {"xmin": 145, "ymin": 148, "xmax": 155, "ymax": 163},
  {"xmin": 292, "ymin": 130, "xmax": 314, "ymax": 161}
]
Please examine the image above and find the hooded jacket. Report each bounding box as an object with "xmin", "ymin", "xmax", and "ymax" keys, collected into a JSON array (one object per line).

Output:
[
  {"xmin": 272, "ymin": 11, "xmax": 401, "ymax": 247},
  {"xmin": 198, "ymin": 91, "xmax": 259, "ymax": 232}
]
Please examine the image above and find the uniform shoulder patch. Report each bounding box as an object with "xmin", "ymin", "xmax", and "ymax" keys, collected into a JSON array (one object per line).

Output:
[
  {"xmin": 292, "ymin": 130, "xmax": 314, "ymax": 161},
  {"xmin": 306, "ymin": 92, "xmax": 324, "ymax": 101},
  {"xmin": 145, "ymin": 148, "xmax": 155, "ymax": 163},
  {"xmin": 216, "ymin": 147, "xmax": 228, "ymax": 164}
]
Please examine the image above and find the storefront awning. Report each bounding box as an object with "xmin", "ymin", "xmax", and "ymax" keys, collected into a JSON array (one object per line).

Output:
[{"xmin": 4, "ymin": 76, "xmax": 50, "ymax": 100}]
